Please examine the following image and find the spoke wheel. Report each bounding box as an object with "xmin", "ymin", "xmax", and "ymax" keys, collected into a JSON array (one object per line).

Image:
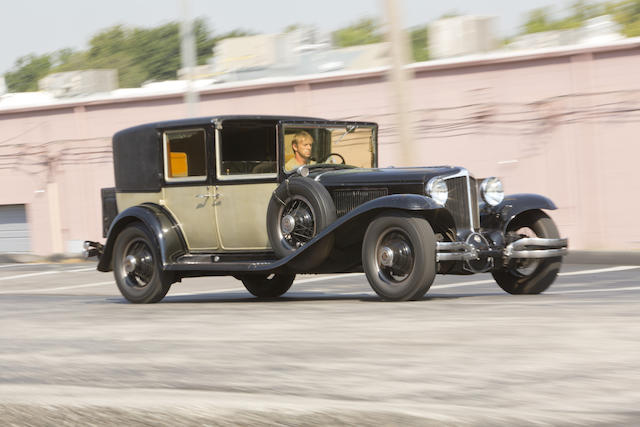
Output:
[
  {"xmin": 113, "ymin": 224, "xmax": 172, "ymax": 303},
  {"xmin": 362, "ymin": 212, "xmax": 436, "ymax": 301},
  {"xmin": 278, "ymin": 195, "xmax": 316, "ymax": 250},
  {"xmin": 267, "ymin": 177, "xmax": 336, "ymax": 270}
]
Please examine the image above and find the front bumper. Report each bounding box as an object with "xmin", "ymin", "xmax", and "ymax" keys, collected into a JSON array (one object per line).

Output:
[{"xmin": 436, "ymin": 237, "xmax": 568, "ymax": 262}]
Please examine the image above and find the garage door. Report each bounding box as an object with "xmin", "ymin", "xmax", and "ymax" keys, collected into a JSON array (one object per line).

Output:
[{"xmin": 0, "ymin": 204, "xmax": 31, "ymax": 253}]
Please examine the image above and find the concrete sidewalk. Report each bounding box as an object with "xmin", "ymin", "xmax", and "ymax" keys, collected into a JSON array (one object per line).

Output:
[{"xmin": 1, "ymin": 251, "xmax": 640, "ymax": 265}]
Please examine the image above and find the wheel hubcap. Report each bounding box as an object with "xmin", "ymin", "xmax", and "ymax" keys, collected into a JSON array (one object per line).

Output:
[
  {"xmin": 121, "ymin": 238, "xmax": 154, "ymax": 289},
  {"xmin": 124, "ymin": 255, "xmax": 137, "ymax": 273},
  {"xmin": 281, "ymin": 215, "xmax": 296, "ymax": 235},
  {"xmin": 376, "ymin": 230, "xmax": 414, "ymax": 284},
  {"xmin": 378, "ymin": 246, "xmax": 395, "ymax": 267}
]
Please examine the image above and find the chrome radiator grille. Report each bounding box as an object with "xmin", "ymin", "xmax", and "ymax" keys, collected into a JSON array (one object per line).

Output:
[
  {"xmin": 444, "ymin": 175, "xmax": 479, "ymax": 231},
  {"xmin": 332, "ymin": 188, "xmax": 388, "ymax": 217}
]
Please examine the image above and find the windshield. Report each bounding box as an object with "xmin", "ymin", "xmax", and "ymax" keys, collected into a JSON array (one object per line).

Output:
[{"xmin": 283, "ymin": 124, "xmax": 376, "ymax": 172}]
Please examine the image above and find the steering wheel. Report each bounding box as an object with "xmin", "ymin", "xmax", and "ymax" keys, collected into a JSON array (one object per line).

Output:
[{"xmin": 322, "ymin": 153, "xmax": 346, "ymax": 164}]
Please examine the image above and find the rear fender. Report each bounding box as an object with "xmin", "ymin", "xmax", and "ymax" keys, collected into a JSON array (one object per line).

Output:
[{"xmin": 97, "ymin": 203, "xmax": 187, "ymax": 272}]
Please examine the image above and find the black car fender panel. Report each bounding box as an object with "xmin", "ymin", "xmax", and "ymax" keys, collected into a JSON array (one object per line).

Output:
[
  {"xmin": 97, "ymin": 203, "xmax": 187, "ymax": 272},
  {"xmin": 481, "ymin": 193, "xmax": 557, "ymax": 232}
]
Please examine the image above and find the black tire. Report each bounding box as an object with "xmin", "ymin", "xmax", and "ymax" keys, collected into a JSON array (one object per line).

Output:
[
  {"xmin": 267, "ymin": 177, "xmax": 336, "ymax": 266},
  {"xmin": 113, "ymin": 223, "xmax": 172, "ymax": 303},
  {"xmin": 492, "ymin": 210, "xmax": 562, "ymax": 294},
  {"xmin": 362, "ymin": 212, "xmax": 437, "ymax": 301},
  {"xmin": 240, "ymin": 273, "xmax": 296, "ymax": 298}
]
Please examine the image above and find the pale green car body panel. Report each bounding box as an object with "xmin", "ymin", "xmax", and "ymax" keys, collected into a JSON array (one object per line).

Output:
[{"xmin": 116, "ymin": 183, "xmax": 276, "ymax": 252}]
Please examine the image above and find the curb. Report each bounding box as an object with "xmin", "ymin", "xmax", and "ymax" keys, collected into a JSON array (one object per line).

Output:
[{"xmin": 0, "ymin": 253, "xmax": 88, "ymax": 264}]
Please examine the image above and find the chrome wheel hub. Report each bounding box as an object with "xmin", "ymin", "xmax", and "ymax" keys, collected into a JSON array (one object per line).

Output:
[
  {"xmin": 281, "ymin": 215, "xmax": 296, "ymax": 235},
  {"xmin": 376, "ymin": 230, "xmax": 414, "ymax": 284},
  {"xmin": 378, "ymin": 246, "xmax": 395, "ymax": 267},
  {"xmin": 124, "ymin": 255, "xmax": 137, "ymax": 273}
]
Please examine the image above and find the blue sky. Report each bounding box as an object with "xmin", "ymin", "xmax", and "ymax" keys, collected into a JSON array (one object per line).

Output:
[{"xmin": 1, "ymin": 0, "xmax": 570, "ymax": 74}]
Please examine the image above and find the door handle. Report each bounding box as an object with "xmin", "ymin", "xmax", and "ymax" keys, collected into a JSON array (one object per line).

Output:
[{"xmin": 195, "ymin": 191, "xmax": 221, "ymax": 200}]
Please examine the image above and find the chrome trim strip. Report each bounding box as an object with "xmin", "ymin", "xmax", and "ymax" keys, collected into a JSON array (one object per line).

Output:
[{"xmin": 465, "ymin": 174, "xmax": 475, "ymax": 230}]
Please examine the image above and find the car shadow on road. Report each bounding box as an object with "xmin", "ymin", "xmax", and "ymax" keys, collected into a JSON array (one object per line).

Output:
[{"xmin": 106, "ymin": 291, "xmax": 501, "ymax": 304}]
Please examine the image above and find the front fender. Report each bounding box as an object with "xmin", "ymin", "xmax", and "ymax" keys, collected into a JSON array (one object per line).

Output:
[
  {"xmin": 481, "ymin": 193, "xmax": 557, "ymax": 232},
  {"xmin": 319, "ymin": 194, "xmax": 450, "ymax": 236},
  {"xmin": 282, "ymin": 194, "xmax": 451, "ymax": 271},
  {"xmin": 97, "ymin": 203, "xmax": 187, "ymax": 272}
]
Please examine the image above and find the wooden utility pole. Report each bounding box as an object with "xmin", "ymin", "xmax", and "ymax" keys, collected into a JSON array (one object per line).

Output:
[
  {"xmin": 383, "ymin": 0, "xmax": 414, "ymax": 166},
  {"xmin": 180, "ymin": 0, "xmax": 199, "ymax": 117}
]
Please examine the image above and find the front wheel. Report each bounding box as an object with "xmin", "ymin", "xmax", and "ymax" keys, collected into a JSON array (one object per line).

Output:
[
  {"xmin": 240, "ymin": 274, "xmax": 296, "ymax": 298},
  {"xmin": 492, "ymin": 210, "xmax": 562, "ymax": 294},
  {"xmin": 113, "ymin": 223, "xmax": 172, "ymax": 303},
  {"xmin": 362, "ymin": 212, "xmax": 436, "ymax": 301}
]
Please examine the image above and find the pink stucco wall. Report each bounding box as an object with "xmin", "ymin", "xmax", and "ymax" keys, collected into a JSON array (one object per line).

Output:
[{"xmin": 2, "ymin": 40, "xmax": 640, "ymax": 254}]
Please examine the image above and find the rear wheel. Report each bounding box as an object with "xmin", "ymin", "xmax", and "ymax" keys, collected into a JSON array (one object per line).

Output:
[
  {"xmin": 240, "ymin": 274, "xmax": 296, "ymax": 298},
  {"xmin": 113, "ymin": 223, "xmax": 172, "ymax": 303},
  {"xmin": 492, "ymin": 210, "xmax": 562, "ymax": 294},
  {"xmin": 362, "ymin": 212, "xmax": 436, "ymax": 301}
]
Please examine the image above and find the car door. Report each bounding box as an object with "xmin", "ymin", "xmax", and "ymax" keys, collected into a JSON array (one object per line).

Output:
[
  {"xmin": 160, "ymin": 127, "xmax": 220, "ymax": 251},
  {"xmin": 213, "ymin": 120, "xmax": 279, "ymax": 251}
]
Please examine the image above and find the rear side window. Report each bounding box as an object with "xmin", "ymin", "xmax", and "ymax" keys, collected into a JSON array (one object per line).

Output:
[
  {"xmin": 216, "ymin": 121, "xmax": 277, "ymax": 180},
  {"xmin": 163, "ymin": 129, "xmax": 207, "ymax": 182}
]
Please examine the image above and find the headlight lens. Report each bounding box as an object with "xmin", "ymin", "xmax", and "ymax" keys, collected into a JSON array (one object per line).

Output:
[
  {"xmin": 480, "ymin": 177, "xmax": 504, "ymax": 206},
  {"xmin": 426, "ymin": 177, "xmax": 448, "ymax": 205}
]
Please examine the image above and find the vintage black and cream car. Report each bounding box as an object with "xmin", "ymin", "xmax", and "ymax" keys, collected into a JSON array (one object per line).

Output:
[{"xmin": 85, "ymin": 115, "xmax": 568, "ymax": 303}]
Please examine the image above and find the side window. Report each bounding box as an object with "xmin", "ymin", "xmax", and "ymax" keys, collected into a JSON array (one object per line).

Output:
[
  {"xmin": 163, "ymin": 129, "xmax": 207, "ymax": 182},
  {"xmin": 216, "ymin": 122, "xmax": 277, "ymax": 180}
]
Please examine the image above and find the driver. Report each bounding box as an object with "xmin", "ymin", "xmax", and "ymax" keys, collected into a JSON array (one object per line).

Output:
[{"xmin": 285, "ymin": 130, "xmax": 316, "ymax": 170}]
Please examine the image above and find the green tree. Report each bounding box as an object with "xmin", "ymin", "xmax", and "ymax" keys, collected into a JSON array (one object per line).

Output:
[
  {"xmin": 410, "ymin": 25, "xmax": 429, "ymax": 62},
  {"xmin": 130, "ymin": 22, "xmax": 181, "ymax": 83},
  {"xmin": 522, "ymin": 7, "xmax": 554, "ymax": 34},
  {"xmin": 4, "ymin": 54, "xmax": 52, "ymax": 92},
  {"xmin": 332, "ymin": 18, "xmax": 383, "ymax": 47},
  {"xmin": 609, "ymin": 0, "xmax": 640, "ymax": 36},
  {"xmin": 194, "ymin": 18, "xmax": 217, "ymax": 64}
]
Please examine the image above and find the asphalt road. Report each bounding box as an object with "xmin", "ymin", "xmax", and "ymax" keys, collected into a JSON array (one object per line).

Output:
[{"xmin": 0, "ymin": 261, "xmax": 639, "ymax": 426}]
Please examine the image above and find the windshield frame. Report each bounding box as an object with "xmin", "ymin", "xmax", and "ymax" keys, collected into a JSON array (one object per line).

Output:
[{"xmin": 279, "ymin": 120, "xmax": 378, "ymax": 175}]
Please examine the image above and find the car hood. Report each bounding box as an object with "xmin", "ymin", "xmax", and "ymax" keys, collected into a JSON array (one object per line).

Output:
[{"xmin": 311, "ymin": 166, "xmax": 463, "ymax": 187}]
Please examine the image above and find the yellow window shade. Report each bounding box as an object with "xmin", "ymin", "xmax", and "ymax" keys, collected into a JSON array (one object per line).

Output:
[{"xmin": 169, "ymin": 152, "xmax": 188, "ymax": 177}]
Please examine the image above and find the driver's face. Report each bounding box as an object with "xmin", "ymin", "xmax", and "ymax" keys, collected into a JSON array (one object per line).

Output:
[{"xmin": 295, "ymin": 138, "xmax": 313, "ymax": 160}]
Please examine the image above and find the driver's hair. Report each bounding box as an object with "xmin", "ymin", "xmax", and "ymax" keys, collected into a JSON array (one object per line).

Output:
[{"xmin": 292, "ymin": 130, "xmax": 312, "ymax": 148}]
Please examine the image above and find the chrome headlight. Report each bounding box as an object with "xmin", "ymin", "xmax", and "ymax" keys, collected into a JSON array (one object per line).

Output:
[
  {"xmin": 425, "ymin": 177, "xmax": 448, "ymax": 205},
  {"xmin": 480, "ymin": 177, "xmax": 504, "ymax": 206}
]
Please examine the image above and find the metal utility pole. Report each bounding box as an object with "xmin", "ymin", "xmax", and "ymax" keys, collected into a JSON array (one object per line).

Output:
[
  {"xmin": 383, "ymin": 0, "xmax": 414, "ymax": 167},
  {"xmin": 180, "ymin": 0, "xmax": 199, "ymax": 117}
]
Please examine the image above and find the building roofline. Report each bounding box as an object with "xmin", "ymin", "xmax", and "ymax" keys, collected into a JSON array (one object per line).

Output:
[{"xmin": 2, "ymin": 36, "xmax": 640, "ymax": 116}]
